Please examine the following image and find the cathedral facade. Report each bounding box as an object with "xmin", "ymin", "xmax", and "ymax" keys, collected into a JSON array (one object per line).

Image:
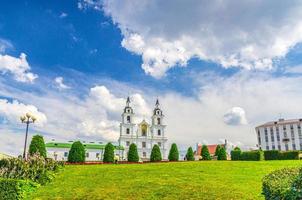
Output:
[{"xmin": 119, "ymin": 97, "xmax": 168, "ymax": 160}]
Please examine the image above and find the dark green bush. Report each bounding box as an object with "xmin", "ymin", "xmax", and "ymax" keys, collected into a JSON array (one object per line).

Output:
[
  {"xmin": 103, "ymin": 142, "xmax": 115, "ymax": 163},
  {"xmin": 201, "ymin": 145, "xmax": 211, "ymax": 160},
  {"xmin": 279, "ymin": 151, "xmax": 299, "ymax": 160},
  {"xmin": 127, "ymin": 143, "xmax": 139, "ymax": 162},
  {"xmin": 150, "ymin": 144, "xmax": 162, "ymax": 162},
  {"xmin": 214, "ymin": 145, "xmax": 222, "ymax": 156},
  {"xmin": 0, "ymin": 178, "xmax": 38, "ymax": 200},
  {"xmin": 231, "ymin": 150, "xmax": 241, "ymax": 161},
  {"xmin": 29, "ymin": 135, "xmax": 47, "ymax": 158},
  {"xmin": 68, "ymin": 141, "xmax": 85, "ymax": 163},
  {"xmin": 168, "ymin": 143, "xmax": 179, "ymax": 161},
  {"xmin": 262, "ymin": 167, "xmax": 300, "ymax": 200},
  {"xmin": 186, "ymin": 147, "xmax": 195, "ymax": 161},
  {"xmin": 264, "ymin": 150, "xmax": 280, "ymax": 160},
  {"xmin": 240, "ymin": 150, "xmax": 264, "ymax": 161},
  {"xmin": 217, "ymin": 147, "xmax": 227, "ymax": 160},
  {"xmin": 286, "ymin": 168, "xmax": 302, "ymax": 199}
]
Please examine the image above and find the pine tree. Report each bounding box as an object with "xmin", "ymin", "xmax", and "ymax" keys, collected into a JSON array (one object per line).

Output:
[
  {"xmin": 201, "ymin": 145, "xmax": 211, "ymax": 160},
  {"xmin": 127, "ymin": 143, "xmax": 139, "ymax": 162},
  {"xmin": 103, "ymin": 142, "xmax": 115, "ymax": 163},
  {"xmin": 214, "ymin": 145, "xmax": 222, "ymax": 156},
  {"xmin": 29, "ymin": 135, "xmax": 47, "ymax": 158},
  {"xmin": 168, "ymin": 143, "xmax": 179, "ymax": 161},
  {"xmin": 150, "ymin": 144, "xmax": 162, "ymax": 162},
  {"xmin": 217, "ymin": 147, "xmax": 227, "ymax": 160},
  {"xmin": 186, "ymin": 147, "xmax": 195, "ymax": 161},
  {"xmin": 68, "ymin": 141, "xmax": 85, "ymax": 162}
]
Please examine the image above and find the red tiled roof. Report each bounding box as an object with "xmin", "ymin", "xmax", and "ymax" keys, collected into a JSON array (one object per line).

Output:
[{"xmin": 196, "ymin": 144, "xmax": 225, "ymax": 156}]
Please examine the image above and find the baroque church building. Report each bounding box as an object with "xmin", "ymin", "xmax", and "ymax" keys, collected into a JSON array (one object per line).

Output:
[{"xmin": 119, "ymin": 97, "xmax": 168, "ymax": 160}]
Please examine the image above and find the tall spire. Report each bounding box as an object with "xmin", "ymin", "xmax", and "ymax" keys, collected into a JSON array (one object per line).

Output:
[
  {"xmin": 155, "ymin": 98, "xmax": 160, "ymax": 108},
  {"xmin": 126, "ymin": 96, "xmax": 130, "ymax": 107}
]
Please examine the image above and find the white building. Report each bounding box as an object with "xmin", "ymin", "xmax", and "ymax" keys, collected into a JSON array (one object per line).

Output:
[
  {"xmin": 119, "ymin": 98, "xmax": 168, "ymax": 160},
  {"xmin": 255, "ymin": 118, "xmax": 302, "ymax": 151},
  {"xmin": 45, "ymin": 141, "xmax": 124, "ymax": 161}
]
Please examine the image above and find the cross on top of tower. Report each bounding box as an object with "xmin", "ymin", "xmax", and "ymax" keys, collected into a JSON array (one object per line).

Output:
[
  {"xmin": 155, "ymin": 98, "xmax": 160, "ymax": 108},
  {"xmin": 126, "ymin": 96, "xmax": 130, "ymax": 106}
]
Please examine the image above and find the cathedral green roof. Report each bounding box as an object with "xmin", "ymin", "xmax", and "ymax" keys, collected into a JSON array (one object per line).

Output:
[{"xmin": 45, "ymin": 142, "xmax": 124, "ymax": 150}]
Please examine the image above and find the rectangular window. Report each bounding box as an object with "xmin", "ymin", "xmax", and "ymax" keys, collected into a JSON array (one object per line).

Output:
[
  {"xmin": 126, "ymin": 128, "xmax": 130, "ymax": 134},
  {"xmin": 300, "ymin": 143, "xmax": 302, "ymax": 150},
  {"xmin": 96, "ymin": 153, "xmax": 100, "ymax": 158},
  {"xmin": 278, "ymin": 145, "xmax": 281, "ymax": 150},
  {"xmin": 276, "ymin": 128, "xmax": 280, "ymax": 141},
  {"xmin": 142, "ymin": 142, "xmax": 146, "ymax": 148},
  {"xmin": 86, "ymin": 153, "xmax": 89, "ymax": 158},
  {"xmin": 158, "ymin": 142, "xmax": 161, "ymax": 147},
  {"xmin": 143, "ymin": 152, "xmax": 146, "ymax": 157},
  {"xmin": 285, "ymin": 144, "xmax": 289, "ymax": 151},
  {"xmin": 293, "ymin": 143, "xmax": 296, "ymax": 150},
  {"xmin": 64, "ymin": 152, "xmax": 68, "ymax": 157},
  {"xmin": 266, "ymin": 146, "xmax": 269, "ymax": 150},
  {"xmin": 283, "ymin": 125, "xmax": 287, "ymax": 131},
  {"xmin": 270, "ymin": 132, "xmax": 274, "ymax": 142},
  {"xmin": 264, "ymin": 129, "xmax": 268, "ymax": 142},
  {"xmin": 272, "ymin": 145, "xmax": 275, "ymax": 150},
  {"xmin": 126, "ymin": 141, "xmax": 130, "ymax": 146},
  {"xmin": 257, "ymin": 131, "xmax": 261, "ymax": 145}
]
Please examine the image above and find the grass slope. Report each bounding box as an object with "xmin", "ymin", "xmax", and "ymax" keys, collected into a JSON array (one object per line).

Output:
[{"xmin": 30, "ymin": 161, "xmax": 302, "ymax": 200}]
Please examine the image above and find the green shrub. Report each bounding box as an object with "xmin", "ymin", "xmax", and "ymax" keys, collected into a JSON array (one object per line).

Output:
[
  {"xmin": 103, "ymin": 143, "xmax": 115, "ymax": 163},
  {"xmin": 240, "ymin": 150, "xmax": 264, "ymax": 161},
  {"xmin": 29, "ymin": 135, "xmax": 47, "ymax": 158},
  {"xmin": 0, "ymin": 178, "xmax": 39, "ymax": 200},
  {"xmin": 127, "ymin": 143, "xmax": 139, "ymax": 162},
  {"xmin": 68, "ymin": 141, "xmax": 85, "ymax": 163},
  {"xmin": 201, "ymin": 145, "xmax": 211, "ymax": 160},
  {"xmin": 150, "ymin": 144, "xmax": 162, "ymax": 162},
  {"xmin": 217, "ymin": 147, "xmax": 227, "ymax": 160},
  {"xmin": 214, "ymin": 145, "xmax": 222, "ymax": 156},
  {"xmin": 286, "ymin": 168, "xmax": 302, "ymax": 199},
  {"xmin": 234, "ymin": 147, "xmax": 241, "ymax": 151},
  {"xmin": 264, "ymin": 150, "xmax": 280, "ymax": 160},
  {"xmin": 168, "ymin": 143, "xmax": 179, "ymax": 161},
  {"xmin": 262, "ymin": 167, "xmax": 300, "ymax": 200},
  {"xmin": 186, "ymin": 147, "xmax": 195, "ymax": 161},
  {"xmin": 279, "ymin": 151, "xmax": 299, "ymax": 160},
  {"xmin": 231, "ymin": 150, "xmax": 241, "ymax": 161},
  {"xmin": 0, "ymin": 155, "xmax": 63, "ymax": 185}
]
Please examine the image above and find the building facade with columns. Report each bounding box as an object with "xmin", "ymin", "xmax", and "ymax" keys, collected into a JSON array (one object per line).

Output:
[
  {"xmin": 255, "ymin": 118, "xmax": 302, "ymax": 151},
  {"xmin": 119, "ymin": 98, "xmax": 168, "ymax": 161}
]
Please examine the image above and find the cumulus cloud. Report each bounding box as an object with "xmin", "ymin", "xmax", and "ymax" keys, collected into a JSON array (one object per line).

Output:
[
  {"xmin": 97, "ymin": 0, "xmax": 302, "ymax": 77},
  {"xmin": 0, "ymin": 53, "xmax": 38, "ymax": 83},
  {"xmin": 0, "ymin": 99, "xmax": 47, "ymax": 126},
  {"xmin": 223, "ymin": 107, "xmax": 248, "ymax": 126},
  {"xmin": 0, "ymin": 39, "xmax": 13, "ymax": 53},
  {"xmin": 54, "ymin": 77, "xmax": 70, "ymax": 90}
]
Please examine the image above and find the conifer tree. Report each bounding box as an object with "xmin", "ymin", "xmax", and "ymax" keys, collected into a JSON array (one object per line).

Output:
[
  {"xmin": 29, "ymin": 135, "xmax": 47, "ymax": 158},
  {"xmin": 68, "ymin": 141, "xmax": 85, "ymax": 162},
  {"xmin": 150, "ymin": 144, "xmax": 162, "ymax": 162},
  {"xmin": 127, "ymin": 143, "xmax": 139, "ymax": 162},
  {"xmin": 201, "ymin": 145, "xmax": 211, "ymax": 160},
  {"xmin": 168, "ymin": 143, "xmax": 179, "ymax": 161},
  {"xmin": 217, "ymin": 147, "xmax": 227, "ymax": 160},
  {"xmin": 214, "ymin": 145, "xmax": 222, "ymax": 156},
  {"xmin": 186, "ymin": 147, "xmax": 195, "ymax": 161},
  {"xmin": 103, "ymin": 142, "xmax": 115, "ymax": 163}
]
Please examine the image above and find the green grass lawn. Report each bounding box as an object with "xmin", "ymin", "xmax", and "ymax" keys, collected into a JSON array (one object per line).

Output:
[{"xmin": 29, "ymin": 161, "xmax": 302, "ymax": 200}]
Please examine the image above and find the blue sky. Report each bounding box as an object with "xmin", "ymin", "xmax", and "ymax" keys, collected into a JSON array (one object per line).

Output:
[{"xmin": 1, "ymin": 0, "xmax": 302, "ymax": 155}]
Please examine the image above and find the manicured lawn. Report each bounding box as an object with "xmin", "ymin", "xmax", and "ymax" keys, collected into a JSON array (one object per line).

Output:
[{"xmin": 30, "ymin": 161, "xmax": 302, "ymax": 200}]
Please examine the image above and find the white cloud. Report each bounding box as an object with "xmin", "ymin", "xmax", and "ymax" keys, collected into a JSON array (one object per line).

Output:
[
  {"xmin": 0, "ymin": 39, "xmax": 13, "ymax": 53},
  {"xmin": 0, "ymin": 53, "xmax": 38, "ymax": 83},
  {"xmin": 54, "ymin": 77, "xmax": 70, "ymax": 90},
  {"xmin": 59, "ymin": 12, "xmax": 68, "ymax": 18},
  {"xmin": 0, "ymin": 99, "xmax": 47, "ymax": 126},
  {"xmin": 223, "ymin": 107, "xmax": 248, "ymax": 126},
  {"xmin": 99, "ymin": 0, "xmax": 302, "ymax": 77}
]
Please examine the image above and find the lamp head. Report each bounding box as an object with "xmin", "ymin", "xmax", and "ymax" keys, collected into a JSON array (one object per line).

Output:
[
  {"xmin": 31, "ymin": 116, "xmax": 37, "ymax": 123},
  {"xmin": 26, "ymin": 113, "xmax": 31, "ymax": 118},
  {"xmin": 20, "ymin": 116, "xmax": 25, "ymax": 122}
]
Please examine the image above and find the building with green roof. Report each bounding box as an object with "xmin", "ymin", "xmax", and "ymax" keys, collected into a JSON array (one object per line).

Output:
[{"xmin": 46, "ymin": 141, "xmax": 124, "ymax": 161}]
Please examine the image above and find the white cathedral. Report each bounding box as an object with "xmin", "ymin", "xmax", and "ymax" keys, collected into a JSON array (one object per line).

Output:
[{"xmin": 118, "ymin": 97, "xmax": 168, "ymax": 161}]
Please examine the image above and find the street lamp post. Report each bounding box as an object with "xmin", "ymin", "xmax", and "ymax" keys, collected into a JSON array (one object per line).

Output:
[{"xmin": 20, "ymin": 113, "xmax": 36, "ymax": 160}]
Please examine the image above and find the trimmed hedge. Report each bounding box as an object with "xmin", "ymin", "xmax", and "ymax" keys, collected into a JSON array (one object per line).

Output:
[
  {"xmin": 264, "ymin": 150, "xmax": 299, "ymax": 160},
  {"xmin": 231, "ymin": 150, "xmax": 241, "ymax": 161},
  {"xmin": 103, "ymin": 143, "xmax": 115, "ymax": 163},
  {"xmin": 0, "ymin": 178, "xmax": 38, "ymax": 200},
  {"xmin": 240, "ymin": 150, "xmax": 264, "ymax": 161},
  {"xmin": 150, "ymin": 144, "xmax": 162, "ymax": 162},
  {"xmin": 29, "ymin": 135, "xmax": 47, "ymax": 158},
  {"xmin": 262, "ymin": 167, "xmax": 300, "ymax": 200},
  {"xmin": 186, "ymin": 147, "xmax": 195, "ymax": 161},
  {"xmin": 68, "ymin": 141, "xmax": 86, "ymax": 163},
  {"xmin": 127, "ymin": 143, "xmax": 139, "ymax": 162},
  {"xmin": 168, "ymin": 143, "xmax": 179, "ymax": 161}
]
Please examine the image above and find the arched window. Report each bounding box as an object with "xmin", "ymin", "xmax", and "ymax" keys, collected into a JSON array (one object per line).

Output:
[
  {"xmin": 126, "ymin": 128, "xmax": 130, "ymax": 134},
  {"xmin": 158, "ymin": 129, "xmax": 161, "ymax": 136},
  {"xmin": 127, "ymin": 116, "xmax": 131, "ymax": 123},
  {"xmin": 157, "ymin": 118, "xmax": 161, "ymax": 125},
  {"xmin": 142, "ymin": 124, "xmax": 147, "ymax": 136}
]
